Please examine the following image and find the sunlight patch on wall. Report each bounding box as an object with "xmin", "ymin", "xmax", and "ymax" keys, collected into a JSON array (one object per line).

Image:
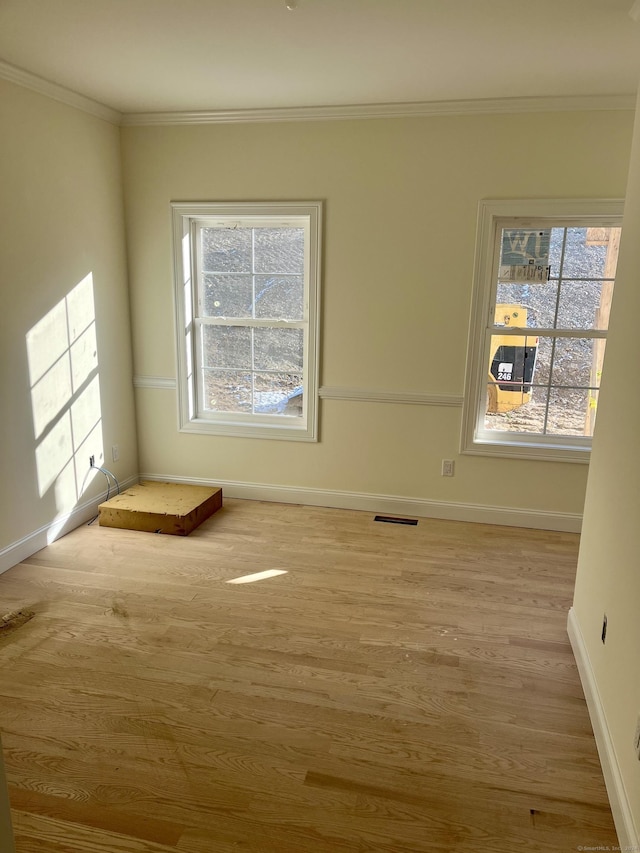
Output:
[{"xmin": 26, "ymin": 273, "xmax": 104, "ymax": 529}]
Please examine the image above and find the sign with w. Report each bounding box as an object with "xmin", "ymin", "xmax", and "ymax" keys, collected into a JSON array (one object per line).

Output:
[
  {"xmin": 500, "ymin": 229, "xmax": 551, "ymax": 283},
  {"xmin": 501, "ymin": 229, "xmax": 550, "ymax": 266}
]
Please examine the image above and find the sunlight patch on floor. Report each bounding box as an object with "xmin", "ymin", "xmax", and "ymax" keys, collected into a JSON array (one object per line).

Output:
[{"xmin": 226, "ymin": 569, "xmax": 288, "ymax": 585}]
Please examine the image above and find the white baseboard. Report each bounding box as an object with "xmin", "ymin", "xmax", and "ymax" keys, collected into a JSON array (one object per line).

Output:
[
  {"xmin": 139, "ymin": 473, "xmax": 581, "ymax": 532},
  {"xmin": 0, "ymin": 475, "xmax": 139, "ymax": 576},
  {"xmin": 0, "ymin": 471, "xmax": 581, "ymax": 575},
  {"xmin": 567, "ymin": 607, "xmax": 639, "ymax": 849}
]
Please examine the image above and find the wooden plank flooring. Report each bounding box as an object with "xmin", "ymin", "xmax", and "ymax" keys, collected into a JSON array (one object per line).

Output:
[{"xmin": 0, "ymin": 499, "xmax": 616, "ymax": 852}]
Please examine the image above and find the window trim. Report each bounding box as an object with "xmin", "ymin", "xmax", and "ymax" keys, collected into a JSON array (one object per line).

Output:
[
  {"xmin": 171, "ymin": 201, "xmax": 322, "ymax": 441},
  {"xmin": 461, "ymin": 198, "xmax": 624, "ymax": 464}
]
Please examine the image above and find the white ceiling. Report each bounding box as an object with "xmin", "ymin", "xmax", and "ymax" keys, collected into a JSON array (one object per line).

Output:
[{"xmin": 0, "ymin": 0, "xmax": 639, "ymax": 116}]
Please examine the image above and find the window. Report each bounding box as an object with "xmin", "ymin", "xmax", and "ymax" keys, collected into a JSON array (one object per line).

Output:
[
  {"xmin": 171, "ymin": 202, "xmax": 322, "ymax": 440},
  {"xmin": 462, "ymin": 199, "xmax": 623, "ymax": 462}
]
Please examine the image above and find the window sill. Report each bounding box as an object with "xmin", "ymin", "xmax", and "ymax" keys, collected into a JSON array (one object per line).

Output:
[
  {"xmin": 179, "ymin": 416, "xmax": 318, "ymax": 442},
  {"xmin": 462, "ymin": 437, "xmax": 590, "ymax": 464}
]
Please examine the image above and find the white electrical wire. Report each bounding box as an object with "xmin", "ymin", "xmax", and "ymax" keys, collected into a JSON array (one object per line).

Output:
[{"xmin": 84, "ymin": 462, "xmax": 121, "ymax": 525}]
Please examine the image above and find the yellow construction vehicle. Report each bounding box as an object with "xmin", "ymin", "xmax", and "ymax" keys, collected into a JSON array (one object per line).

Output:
[{"xmin": 487, "ymin": 304, "xmax": 538, "ymax": 414}]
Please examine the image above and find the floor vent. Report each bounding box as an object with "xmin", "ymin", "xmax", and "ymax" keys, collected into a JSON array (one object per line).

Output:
[{"xmin": 374, "ymin": 515, "xmax": 418, "ymax": 526}]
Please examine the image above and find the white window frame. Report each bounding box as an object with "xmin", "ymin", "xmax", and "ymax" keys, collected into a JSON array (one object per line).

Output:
[
  {"xmin": 461, "ymin": 198, "xmax": 624, "ymax": 463},
  {"xmin": 171, "ymin": 201, "xmax": 322, "ymax": 441}
]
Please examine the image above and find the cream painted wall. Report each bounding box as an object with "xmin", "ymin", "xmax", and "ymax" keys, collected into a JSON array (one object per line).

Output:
[
  {"xmin": 121, "ymin": 111, "xmax": 633, "ymax": 523},
  {"xmin": 0, "ymin": 80, "xmax": 138, "ymax": 554},
  {"xmin": 572, "ymin": 89, "xmax": 640, "ymax": 836}
]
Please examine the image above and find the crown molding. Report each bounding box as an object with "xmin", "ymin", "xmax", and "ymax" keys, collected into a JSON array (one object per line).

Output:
[
  {"xmin": 0, "ymin": 57, "xmax": 634, "ymax": 129},
  {"xmin": 0, "ymin": 59, "xmax": 121, "ymax": 125},
  {"xmin": 121, "ymin": 94, "xmax": 636, "ymax": 127}
]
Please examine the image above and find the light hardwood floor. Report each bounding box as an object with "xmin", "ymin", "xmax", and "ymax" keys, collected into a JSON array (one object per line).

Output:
[{"xmin": 0, "ymin": 499, "xmax": 616, "ymax": 852}]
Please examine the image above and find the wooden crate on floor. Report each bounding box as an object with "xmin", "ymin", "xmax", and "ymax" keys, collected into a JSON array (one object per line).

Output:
[{"xmin": 98, "ymin": 481, "xmax": 222, "ymax": 535}]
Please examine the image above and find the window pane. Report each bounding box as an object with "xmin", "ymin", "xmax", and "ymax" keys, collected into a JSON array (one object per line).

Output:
[
  {"xmin": 253, "ymin": 372, "xmax": 303, "ymax": 417},
  {"xmin": 546, "ymin": 388, "xmax": 590, "ymax": 436},
  {"xmin": 484, "ymin": 387, "xmax": 549, "ymax": 434},
  {"xmin": 485, "ymin": 382, "xmax": 596, "ymax": 437},
  {"xmin": 556, "ymin": 281, "xmax": 612, "ymax": 331},
  {"xmin": 254, "ymin": 328, "xmax": 303, "ymax": 372},
  {"xmin": 202, "ymin": 326, "xmax": 251, "ymax": 369},
  {"xmin": 201, "ymin": 228, "xmax": 252, "ymax": 272},
  {"xmin": 560, "ymin": 227, "xmax": 609, "ymax": 279},
  {"xmin": 487, "ymin": 334, "xmax": 539, "ymax": 392},
  {"xmin": 494, "ymin": 284, "xmax": 557, "ymax": 328},
  {"xmin": 254, "ymin": 228, "xmax": 304, "ymax": 274},
  {"xmin": 254, "ymin": 276, "xmax": 304, "ymax": 320},
  {"xmin": 499, "ymin": 228, "xmax": 550, "ymax": 270},
  {"xmin": 551, "ymin": 338, "xmax": 603, "ymax": 388},
  {"xmin": 547, "ymin": 228, "xmax": 565, "ymax": 278},
  {"xmin": 202, "ymin": 370, "xmax": 252, "ymax": 413},
  {"xmin": 202, "ymin": 274, "xmax": 253, "ymax": 318},
  {"xmin": 531, "ymin": 335, "xmax": 552, "ymax": 385}
]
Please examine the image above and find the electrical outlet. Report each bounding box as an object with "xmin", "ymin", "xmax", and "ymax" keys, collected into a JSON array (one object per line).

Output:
[
  {"xmin": 441, "ymin": 459, "xmax": 455, "ymax": 477},
  {"xmin": 89, "ymin": 455, "xmax": 95, "ymax": 468},
  {"xmin": 634, "ymin": 714, "xmax": 640, "ymax": 760},
  {"xmin": 112, "ymin": 444, "xmax": 119, "ymax": 462},
  {"xmin": 601, "ymin": 614, "xmax": 607, "ymax": 644}
]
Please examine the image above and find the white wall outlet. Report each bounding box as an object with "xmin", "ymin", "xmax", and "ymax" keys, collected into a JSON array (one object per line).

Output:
[
  {"xmin": 441, "ymin": 459, "xmax": 455, "ymax": 477},
  {"xmin": 111, "ymin": 444, "xmax": 119, "ymax": 462}
]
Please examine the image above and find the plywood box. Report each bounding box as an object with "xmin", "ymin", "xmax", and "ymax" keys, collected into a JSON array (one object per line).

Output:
[{"xmin": 99, "ymin": 481, "xmax": 222, "ymax": 536}]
